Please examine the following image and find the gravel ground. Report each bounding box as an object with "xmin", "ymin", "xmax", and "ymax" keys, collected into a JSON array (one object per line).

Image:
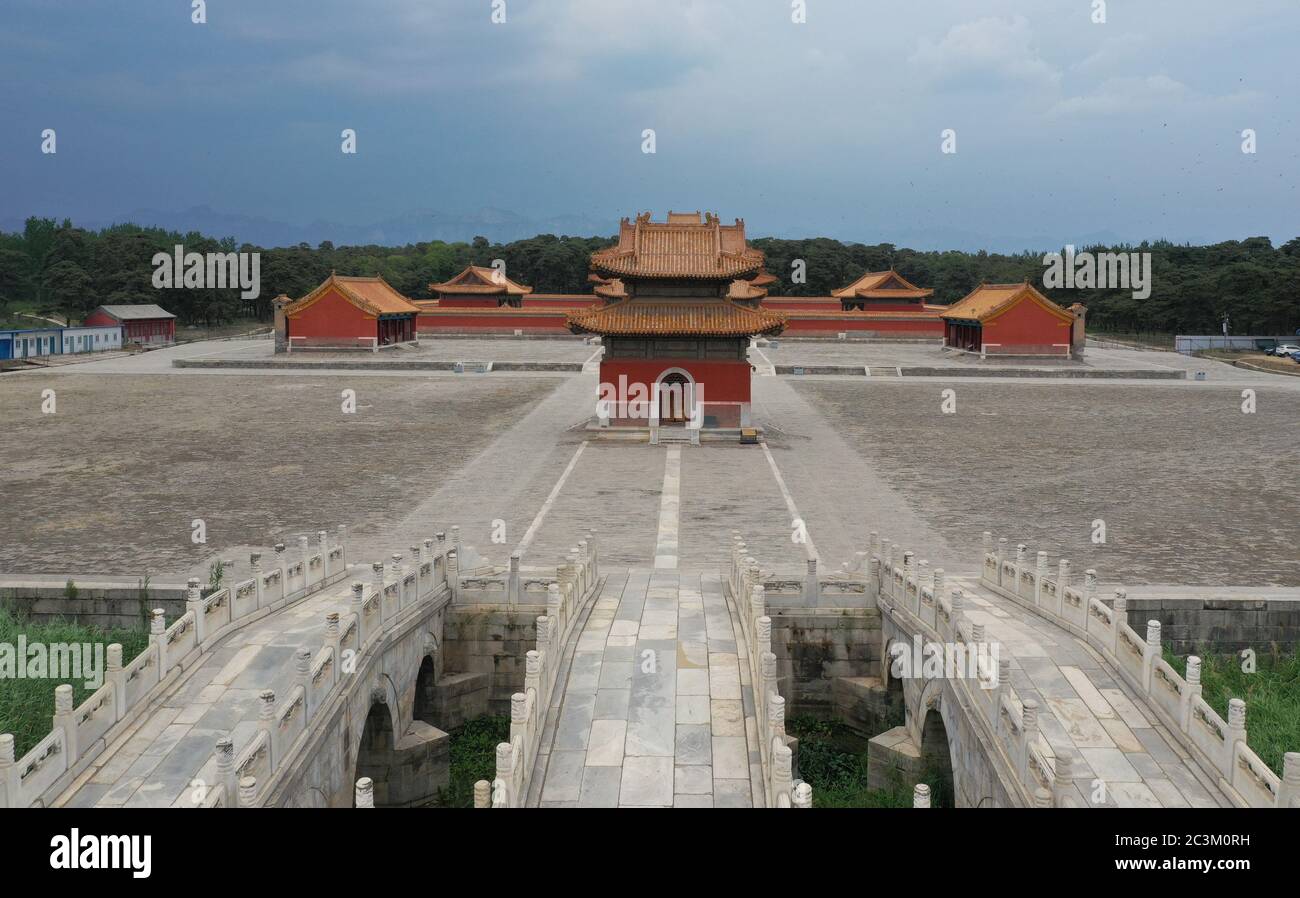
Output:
[
  {"xmin": 0, "ymin": 374, "xmax": 563, "ymax": 576},
  {"xmin": 788, "ymin": 379, "xmax": 1300, "ymax": 586}
]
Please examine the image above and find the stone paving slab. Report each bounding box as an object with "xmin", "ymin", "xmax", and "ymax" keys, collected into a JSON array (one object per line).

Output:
[{"xmin": 533, "ymin": 566, "xmax": 755, "ymax": 808}]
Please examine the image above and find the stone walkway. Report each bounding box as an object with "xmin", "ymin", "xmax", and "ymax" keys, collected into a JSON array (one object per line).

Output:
[
  {"xmin": 948, "ymin": 573, "xmax": 1227, "ymax": 808},
  {"xmin": 531, "ymin": 567, "xmax": 761, "ymax": 808}
]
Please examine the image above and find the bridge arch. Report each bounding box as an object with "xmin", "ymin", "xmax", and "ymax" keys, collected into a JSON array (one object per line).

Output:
[{"xmin": 353, "ymin": 698, "xmax": 397, "ymax": 807}]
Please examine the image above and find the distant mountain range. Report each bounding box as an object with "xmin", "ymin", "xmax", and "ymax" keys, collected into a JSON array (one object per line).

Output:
[{"xmin": 0, "ymin": 205, "xmax": 1130, "ymax": 254}]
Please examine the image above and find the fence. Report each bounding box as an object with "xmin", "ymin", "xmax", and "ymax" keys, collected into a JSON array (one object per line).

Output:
[
  {"xmin": 0, "ymin": 527, "xmax": 350, "ymax": 809},
  {"xmin": 977, "ymin": 531, "xmax": 1300, "ymax": 809},
  {"xmin": 473, "ymin": 534, "xmax": 601, "ymax": 807},
  {"xmin": 203, "ymin": 533, "xmax": 458, "ymax": 807},
  {"xmin": 726, "ymin": 535, "xmax": 812, "ymax": 807}
]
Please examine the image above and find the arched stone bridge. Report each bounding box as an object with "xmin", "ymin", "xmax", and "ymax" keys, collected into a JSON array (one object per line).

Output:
[{"xmin": 1, "ymin": 528, "xmax": 600, "ymax": 809}]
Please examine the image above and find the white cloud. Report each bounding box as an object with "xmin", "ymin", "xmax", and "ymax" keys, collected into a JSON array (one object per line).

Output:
[
  {"xmin": 909, "ymin": 16, "xmax": 1061, "ymax": 89},
  {"xmin": 1048, "ymin": 74, "xmax": 1189, "ymax": 117}
]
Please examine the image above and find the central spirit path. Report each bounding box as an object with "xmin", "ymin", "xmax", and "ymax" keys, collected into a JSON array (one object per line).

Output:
[{"xmin": 532, "ymin": 566, "xmax": 761, "ymax": 807}]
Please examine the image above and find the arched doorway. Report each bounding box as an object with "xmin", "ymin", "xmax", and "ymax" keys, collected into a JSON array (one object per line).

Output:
[
  {"xmin": 413, "ymin": 656, "xmax": 439, "ymax": 727},
  {"xmin": 918, "ymin": 706, "xmax": 955, "ymax": 807},
  {"xmin": 353, "ymin": 701, "xmax": 396, "ymax": 807},
  {"xmin": 656, "ymin": 371, "xmax": 693, "ymax": 425}
]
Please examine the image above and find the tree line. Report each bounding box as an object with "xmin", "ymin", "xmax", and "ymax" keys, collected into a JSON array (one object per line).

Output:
[{"xmin": 1, "ymin": 216, "xmax": 1296, "ymax": 335}]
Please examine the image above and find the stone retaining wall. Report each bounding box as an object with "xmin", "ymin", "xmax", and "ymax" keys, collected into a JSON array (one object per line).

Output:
[
  {"xmin": 767, "ymin": 607, "xmax": 882, "ymax": 716},
  {"xmin": 1118, "ymin": 595, "xmax": 1300, "ymax": 654}
]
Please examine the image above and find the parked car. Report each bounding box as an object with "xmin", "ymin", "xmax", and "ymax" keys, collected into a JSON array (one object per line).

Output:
[{"xmin": 1269, "ymin": 343, "xmax": 1300, "ymax": 356}]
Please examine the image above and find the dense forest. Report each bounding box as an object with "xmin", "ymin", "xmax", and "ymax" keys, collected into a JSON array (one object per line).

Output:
[{"xmin": 1, "ymin": 216, "xmax": 1296, "ymax": 335}]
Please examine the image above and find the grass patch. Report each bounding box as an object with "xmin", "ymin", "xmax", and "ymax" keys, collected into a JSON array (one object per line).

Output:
[
  {"xmin": 0, "ymin": 607, "xmax": 149, "ymax": 757},
  {"xmin": 787, "ymin": 715, "xmax": 952, "ymax": 808},
  {"xmin": 1164, "ymin": 646, "xmax": 1300, "ymax": 776},
  {"xmin": 437, "ymin": 714, "xmax": 510, "ymax": 807}
]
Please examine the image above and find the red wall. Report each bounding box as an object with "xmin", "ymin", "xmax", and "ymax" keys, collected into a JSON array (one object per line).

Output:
[
  {"xmin": 417, "ymin": 310, "xmax": 572, "ymax": 334},
  {"xmin": 86, "ymin": 310, "xmax": 175, "ymax": 341},
  {"xmin": 980, "ymin": 299, "xmax": 1072, "ymax": 352},
  {"xmin": 762, "ymin": 298, "xmax": 842, "ymax": 311},
  {"xmin": 780, "ymin": 315, "xmax": 944, "ymax": 337},
  {"xmin": 600, "ymin": 359, "xmax": 751, "ymax": 402},
  {"xmin": 288, "ymin": 287, "xmax": 375, "ymax": 339}
]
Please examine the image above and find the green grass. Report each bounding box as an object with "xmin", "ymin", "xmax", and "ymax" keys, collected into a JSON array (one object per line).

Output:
[
  {"xmin": 1164, "ymin": 646, "xmax": 1300, "ymax": 776},
  {"xmin": 437, "ymin": 714, "xmax": 510, "ymax": 808},
  {"xmin": 787, "ymin": 715, "xmax": 952, "ymax": 808},
  {"xmin": 0, "ymin": 607, "xmax": 149, "ymax": 757}
]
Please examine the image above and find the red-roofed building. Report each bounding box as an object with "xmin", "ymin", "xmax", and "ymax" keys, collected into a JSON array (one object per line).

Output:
[
  {"xmin": 940, "ymin": 282, "xmax": 1084, "ymax": 357},
  {"xmin": 568, "ymin": 211, "xmax": 785, "ymax": 435},
  {"xmin": 278, "ymin": 274, "xmax": 421, "ymax": 352}
]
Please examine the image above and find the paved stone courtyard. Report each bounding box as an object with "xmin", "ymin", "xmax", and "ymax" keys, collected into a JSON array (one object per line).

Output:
[{"xmin": 3, "ymin": 339, "xmax": 1297, "ymax": 591}]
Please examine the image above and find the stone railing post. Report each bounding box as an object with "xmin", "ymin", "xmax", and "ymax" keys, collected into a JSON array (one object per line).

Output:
[
  {"xmin": 296, "ymin": 648, "xmax": 313, "ymax": 724},
  {"xmin": 355, "ymin": 777, "xmax": 374, "ymax": 808},
  {"xmin": 53, "ymin": 684, "xmax": 79, "ymax": 766},
  {"xmin": 473, "ymin": 779, "xmax": 491, "ymax": 809},
  {"xmin": 996, "ymin": 537, "xmax": 1007, "ymax": 585},
  {"xmin": 1052, "ymin": 752, "xmax": 1074, "ymax": 807},
  {"xmin": 258, "ymin": 689, "xmax": 277, "ymax": 769},
  {"xmin": 318, "ymin": 530, "xmax": 330, "ymax": 579},
  {"xmin": 1083, "ymin": 569, "xmax": 1097, "ymax": 609},
  {"xmin": 494, "ymin": 743, "xmax": 514, "ymax": 807},
  {"xmin": 508, "ymin": 551, "xmax": 521, "ymax": 607},
  {"xmin": 772, "ymin": 741, "xmax": 793, "ymax": 805},
  {"xmin": 446, "ymin": 549, "xmax": 459, "ymax": 601},
  {"xmin": 0, "ymin": 734, "xmax": 15, "ymax": 809},
  {"xmin": 150, "ymin": 608, "xmax": 168, "ymax": 677},
  {"xmin": 949, "ymin": 588, "xmax": 963, "ymax": 634},
  {"xmin": 238, "ymin": 775, "xmax": 258, "ymax": 808},
  {"xmin": 337, "ymin": 524, "xmax": 348, "ymax": 570},
  {"xmin": 525, "ymin": 650, "xmax": 542, "ymax": 702},
  {"xmin": 215, "ymin": 736, "xmax": 237, "ymax": 807},
  {"xmin": 804, "ymin": 557, "xmax": 819, "ymax": 605},
  {"xmin": 1021, "ymin": 698, "xmax": 1039, "ymax": 781},
  {"xmin": 1143, "ymin": 619, "xmax": 1161, "ymax": 690},
  {"xmin": 351, "ymin": 583, "xmax": 366, "ymax": 647},
  {"xmin": 250, "ymin": 552, "xmax": 264, "ymax": 608},
  {"xmin": 792, "ymin": 781, "xmax": 813, "ymax": 808},
  {"xmin": 913, "ymin": 783, "xmax": 931, "ymax": 808},
  {"xmin": 1035, "ymin": 551, "xmax": 1048, "ymax": 604},
  {"xmin": 1225, "ymin": 699, "xmax": 1247, "ymax": 775},
  {"xmin": 1280, "ymin": 753, "xmax": 1300, "ymax": 809},
  {"xmin": 535, "ymin": 615, "xmax": 551, "ymax": 667},
  {"xmin": 1182, "ymin": 655, "xmax": 1201, "ymax": 730},
  {"xmin": 372, "ymin": 562, "xmax": 386, "ymax": 624},
  {"xmin": 107, "ymin": 643, "xmax": 126, "ymax": 718},
  {"xmin": 186, "ymin": 577, "xmax": 205, "ymax": 645},
  {"xmin": 994, "ymin": 657, "xmax": 1012, "ymax": 727},
  {"xmin": 298, "ymin": 535, "xmax": 311, "ymax": 587},
  {"xmin": 1111, "ymin": 588, "xmax": 1128, "ymax": 654},
  {"xmin": 757, "ymin": 616, "xmax": 772, "ymax": 660}
]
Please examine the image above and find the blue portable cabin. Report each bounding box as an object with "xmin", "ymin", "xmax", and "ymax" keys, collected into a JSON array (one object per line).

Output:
[{"xmin": 0, "ymin": 327, "xmax": 64, "ymax": 360}]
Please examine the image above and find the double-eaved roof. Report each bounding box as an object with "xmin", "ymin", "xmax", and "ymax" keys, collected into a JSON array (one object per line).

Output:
[
  {"xmin": 429, "ymin": 265, "xmax": 533, "ymax": 296},
  {"xmin": 940, "ymin": 282, "xmax": 1073, "ymax": 324},
  {"xmin": 285, "ymin": 274, "xmax": 420, "ymax": 317},
  {"xmin": 590, "ymin": 211, "xmax": 766, "ymax": 280},
  {"xmin": 568, "ymin": 298, "xmax": 785, "ymax": 338}
]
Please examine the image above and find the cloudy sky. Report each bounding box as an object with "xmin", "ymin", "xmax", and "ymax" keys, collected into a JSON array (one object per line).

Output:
[{"xmin": 2, "ymin": 0, "xmax": 1297, "ymax": 249}]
